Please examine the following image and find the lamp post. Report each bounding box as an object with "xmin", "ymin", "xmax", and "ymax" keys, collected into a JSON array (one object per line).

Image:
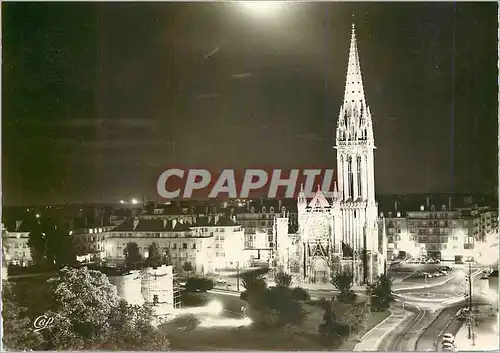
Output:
[
  {"xmin": 466, "ymin": 261, "xmax": 473, "ymax": 339},
  {"xmin": 236, "ymin": 261, "xmax": 240, "ymax": 291}
]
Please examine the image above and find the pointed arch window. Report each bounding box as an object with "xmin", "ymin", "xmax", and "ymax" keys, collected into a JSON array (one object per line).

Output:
[
  {"xmin": 348, "ymin": 156, "xmax": 354, "ymax": 200},
  {"xmin": 357, "ymin": 155, "xmax": 362, "ymax": 200}
]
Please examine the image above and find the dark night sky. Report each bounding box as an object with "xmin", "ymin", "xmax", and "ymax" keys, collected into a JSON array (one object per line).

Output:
[{"xmin": 2, "ymin": 2, "xmax": 498, "ymax": 205}]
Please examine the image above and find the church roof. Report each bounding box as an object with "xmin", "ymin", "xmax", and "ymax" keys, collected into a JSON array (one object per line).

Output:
[{"xmin": 307, "ymin": 187, "xmax": 331, "ymax": 209}]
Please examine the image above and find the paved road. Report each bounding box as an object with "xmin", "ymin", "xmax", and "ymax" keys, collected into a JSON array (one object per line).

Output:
[
  {"xmin": 382, "ymin": 266, "xmax": 488, "ymax": 351},
  {"xmin": 415, "ymin": 296, "xmax": 492, "ymax": 351},
  {"xmin": 378, "ymin": 304, "xmax": 431, "ymax": 351},
  {"xmin": 204, "ymin": 290, "xmax": 246, "ymax": 317}
]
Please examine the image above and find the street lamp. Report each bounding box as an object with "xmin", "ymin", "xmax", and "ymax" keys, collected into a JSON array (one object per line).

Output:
[
  {"xmin": 465, "ymin": 262, "xmax": 474, "ymax": 339},
  {"xmin": 236, "ymin": 261, "xmax": 240, "ymax": 291},
  {"xmin": 131, "ymin": 199, "xmax": 139, "ymax": 205}
]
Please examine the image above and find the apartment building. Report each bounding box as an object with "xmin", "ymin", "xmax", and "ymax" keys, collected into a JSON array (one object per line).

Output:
[
  {"xmin": 104, "ymin": 215, "xmax": 247, "ymax": 274},
  {"xmin": 380, "ymin": 204, "xmax": 497, "ymax": 262},
  {"xmin": 3, "ymin": 220, "xmax": 32, "ymax": 266}
]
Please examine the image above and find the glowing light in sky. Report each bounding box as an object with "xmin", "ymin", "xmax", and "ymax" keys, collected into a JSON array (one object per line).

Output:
[{"xmin": 240, "ymin": 1, "xmax": 285, "ymax": 16}]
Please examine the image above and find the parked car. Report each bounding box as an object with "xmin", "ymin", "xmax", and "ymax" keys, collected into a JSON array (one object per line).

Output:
[
  {"xmin": 216, "ymin": 278, "xmax": 227, "ymax": 284},
  {"xmin": 442, "ymin": 342, "xmax": 455, "ymax": 352},
  {"xmin": 442, "ymin": 333, "xmax": 455, "ymax": 344},
  {"xmin": 455, "ymin": 308, "xmax": 470, "ymax": 320}
]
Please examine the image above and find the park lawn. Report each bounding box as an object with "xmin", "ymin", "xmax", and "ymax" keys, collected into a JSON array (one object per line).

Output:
[
  {"xmin": 161, "ymin": 302, "xmax": 390, "ymax": 351},
  {"xmin": 338, "ymin": 309, "xmax": 391, "ymax": 350},
  {"xmin": 161, "ymin": 303, "xmax": 328, "ymax": 350},
  {"xmin": 163, "ymin": 325, "xmax": 327, "ymax": 351}
]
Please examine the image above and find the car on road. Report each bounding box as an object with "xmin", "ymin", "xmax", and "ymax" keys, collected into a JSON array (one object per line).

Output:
[
  {"xmin": 440, "ymin": 265, "xmax": 452, "ymax": 271},
  {"xmin": 455, "ymin": 308, "xmax": 470, "ymax": 320},
  {"xmin": 442, "ymin": 342, "xmax": 455, "ymax": 352},
  {"xmin": 216, "ymin": 278, "xmax": 227, "ymax": 284},
  {"xmin": 442, "ymin": 333, "xmax": 455, "ymax": 344}
]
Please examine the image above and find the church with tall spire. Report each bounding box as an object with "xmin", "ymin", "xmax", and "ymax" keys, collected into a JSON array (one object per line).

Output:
[{"xmin": 274, "ymin": 22, "xmax": 384, "ymax": 286}]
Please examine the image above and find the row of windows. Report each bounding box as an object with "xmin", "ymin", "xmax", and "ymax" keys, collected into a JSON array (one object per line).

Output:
[
  {"xmin": 115, "ymin": 242, "xmax": 197, "ymax": 250},
  {"xmin": 410, "ymin": 228, "xmax": 469, "ymax": 235}
]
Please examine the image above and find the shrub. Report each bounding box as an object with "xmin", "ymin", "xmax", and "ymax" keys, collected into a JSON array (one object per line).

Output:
[
  {"xmin": 337, "ymin": 290, "xmax": 357, "ymax": 304},
  {"xmin": 168, "ymin": 314, "xmax": 201, "ymax": 331},
  {"xmin": 274, "ymin": 271, "xmax": 293, "ymax": 287},
  {"xmin": 241, "ymin": 273, "xmax": 267, "ymax": 294},
  {"xmin": 247, "ymin": 286, "xmax": 306, "ymax": 328},
  {"xmin": 291, "ymin": 287, "xmax": 310, "ymax": 301},
  {"xmin": 180, "ymin": 292, "xmax": 209, "ymax": 307},
  {"xmin": 199, "ymin": 277, "xmax": 214, "ymax": 291},
  {"xmin": 185, "ymin": 277, "xmax": 214, "ymax": 292},
  {"xmin": 240, "ymin": 290, "xmax": 249, "ymax": 301}
]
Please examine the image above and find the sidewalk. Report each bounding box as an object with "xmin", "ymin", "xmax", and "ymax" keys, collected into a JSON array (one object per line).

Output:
[
  {"xmin": 454, "ymin": 311, "xmax": 499, "ymax": 351},
  {"xmin": 354, "ymin": 306, "xmax": 411, "ymax": 351}
]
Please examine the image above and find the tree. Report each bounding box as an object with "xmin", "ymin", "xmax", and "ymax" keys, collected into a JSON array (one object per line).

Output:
[
  {"xmin": 318, "ymin": 297, "xmax": 349, "ymax": 345},
  {"xmin": 163, "ymin": 249, "xmax": 172, "ymax": 266},
  {"xmin": 26, "ymin": 217, "xmax": 76, "ymax": 268},
  {"xmin": 183, "ymin": 261, "xmax": 193, "ymax": 276},
  {"xmin": 274, "ymin": 271, "xmax": 292, "ymax": 287},
  {"xmin": 2, "ymin": 282, "xmax": 45, "ymax": 350},
  {"xmin": 45, "ymin": 267, "xmax": 170, "ymax": 350},
  {"xmin": 331, "ymin": 269, "xmax": 356, "ymax": 303},
  {"xmin": 27, "ymin": 217, "xmax": 46, "ymax": 266},
  {"xmin": 368, "ymin": 274, "xmax": 395, "ymax": 311},
  {"xmin": 241, "ymin": 272, "xmax": 267, "ymax": 294},
  {"xmin": 45, "ymin": 267, "xmax": 119, "ymax": 348},
  {"xmin": 246, "ymin": 286, "xmax": 306, "ymax": 328},
  {"xmin": 124, "ymin": 242, "xmax": 143, "ymax": 269},
  {"xmin": 44, "ymin": 221, "xmax": 76, "ymax": 267},
  {"xmin": 147, "ymin": 242, "xmax": 162, "ymax": 268},
  {"xmin": 341, "ymin": 301, "xmax": 370, "ymax": 341},
  {"xmin": 105, "ymin": 300, "xmax": 170, "ymax": 350}
]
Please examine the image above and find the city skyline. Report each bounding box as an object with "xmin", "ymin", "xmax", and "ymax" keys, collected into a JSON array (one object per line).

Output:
[{"xmin": 3, "ymin": 2, "xmax": 497, "ymax": 206}]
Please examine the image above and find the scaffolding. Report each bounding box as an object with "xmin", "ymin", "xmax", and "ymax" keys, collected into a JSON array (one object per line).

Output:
[{"xmin": 173, "ymin": 272, "xmax": 182, "ymax": 309}]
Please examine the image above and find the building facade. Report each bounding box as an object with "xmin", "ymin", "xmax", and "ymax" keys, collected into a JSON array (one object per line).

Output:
[
  {"xmin": 275, "ymin": 23, "xmax": 384, "ymax": 286},
  {"xmin": 103, "ymin": 215, "xmax": 247, "ymax": 274},
  {"xmin": 235, "ymin": 200, "xmax": 295, "ymax": 265},
  {"xmin": 380, "ymin": 205, "xmax": 498, "ymax": 262},
  {"xmin": 3, "ymin": 220, "xmax": 32, "ymax": 266}
]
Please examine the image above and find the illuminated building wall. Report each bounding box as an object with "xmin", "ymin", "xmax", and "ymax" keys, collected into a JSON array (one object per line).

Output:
[
  {"xmin": 3, "ymin": 220, "xmax": 32, "ymax": 266},
  {"xmin": 103, "ymin": 216, "xmax": 247, "ymax": 273},
  {"xmin": 380, "ymin": 205, "xmax": 495, "ymax": 261}
]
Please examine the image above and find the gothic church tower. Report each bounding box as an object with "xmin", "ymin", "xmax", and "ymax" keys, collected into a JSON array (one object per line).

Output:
[{"xmin": 335, "ymin": 23, "xmax": 380, "ymax": 283}]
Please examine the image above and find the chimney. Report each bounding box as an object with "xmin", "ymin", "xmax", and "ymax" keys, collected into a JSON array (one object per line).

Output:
[
  {"xmin": 394, "ymin": 201, "xmax": 398, "ymax": 213},
  {"xmin": 448, "ymin": 196, "xmax": 452, "ymax": 211},
  {"xmin": 133, "ymin": 218, "xmax": 139, "ymax": 229},
  {"xmin": 278, "ymin": 199, "xmax": 283, "ymax": 211},
  {"xmin": 15, "ymin": 220, "xmax": 22, "ymax": 231},
  {"xmin": 426, "ymin": 197, "xmax": 430, "ymax": 209}
]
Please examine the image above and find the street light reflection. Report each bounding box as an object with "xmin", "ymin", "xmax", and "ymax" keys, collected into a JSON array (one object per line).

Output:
[{"xmin": 199, "ymin": 316, "xmax": 253, "ymax": 328}]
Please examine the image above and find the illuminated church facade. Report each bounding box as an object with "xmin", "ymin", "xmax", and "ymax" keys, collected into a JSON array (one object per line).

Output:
[{"xmin": 275, "ymin": 23, "xmax": 385, "ymax": 286}]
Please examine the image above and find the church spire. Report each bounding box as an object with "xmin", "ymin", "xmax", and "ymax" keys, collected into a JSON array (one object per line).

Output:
[
  {"xmin": 343, "ymin": 22, "xmax": 366, "ymax": 106},
  {"xmin": 336, "ymin": 21, "xmax": 374, "ymax": 144}
]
